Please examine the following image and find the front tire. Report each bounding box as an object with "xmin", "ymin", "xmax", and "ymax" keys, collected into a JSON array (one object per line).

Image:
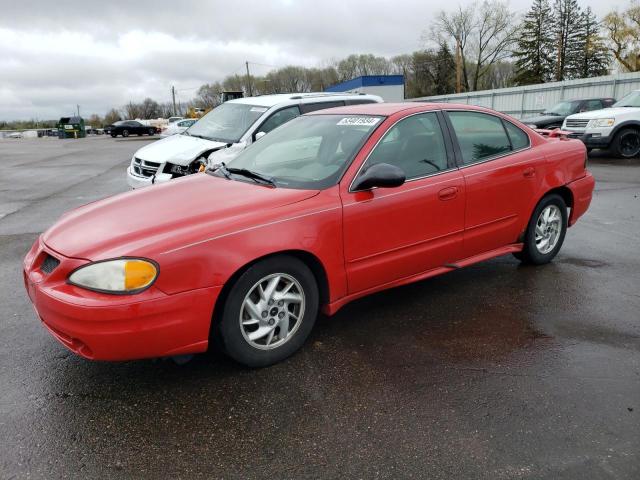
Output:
[
  {"xmin": 217, "ymin": 256, "xmax": 319, "ymax": 367},
  {"xmin": 122, "ymin": 129, "xmax": 130, "ymax": 138},
  {"xmin": 612, "ymin": 128, "xmax": 640, "ymax": 158},
  {"xmin": 516, "ymin": 194, "xmax": 567, "ymax": 265}
]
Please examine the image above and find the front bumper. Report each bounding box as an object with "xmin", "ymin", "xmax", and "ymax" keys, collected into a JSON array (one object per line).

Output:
[
  {"xmin": 126, "ymin": 167, "xmax": 154, "ymax": 189},
  {"xmin": 23, "ymin": 238, "xmax": 221, "ymax": 361}
]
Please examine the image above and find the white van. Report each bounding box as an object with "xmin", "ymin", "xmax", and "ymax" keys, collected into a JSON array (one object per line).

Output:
[{"xmin": 127, "ymin": 92, "xmax": 383, "ymax": 188}]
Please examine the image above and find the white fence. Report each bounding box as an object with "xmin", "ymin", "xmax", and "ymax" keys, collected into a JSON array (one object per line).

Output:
[{"xmin": 411, "ymin": 72, "xmax": 640, "ymax": 119}]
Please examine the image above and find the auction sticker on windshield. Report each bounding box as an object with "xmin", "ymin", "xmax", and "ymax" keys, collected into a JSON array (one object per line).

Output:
[{"xmin": 337, "ymin": 117, "xmax": 381, "ymax": 126}]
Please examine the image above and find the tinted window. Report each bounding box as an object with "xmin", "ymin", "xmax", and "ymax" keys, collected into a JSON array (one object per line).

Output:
[
  {"xmin": 345, "ymin": 99, "xmax": 377, "ymax": 106},
  {"xmin": 299, "ymin": 101, "xmax": 344, "ymax": 114},
  {"xmin": 448, "ymin": 111, "xmax": 511, "ymax": 164},
  {"xmin": 583, "ymin": 100, "xmax": 603, "ymax": 111},
  {"xmin": 365, "ymin": 112, "xmax": 448, "ymax": 179},
  {"xmin": 258, "ymin": 106, "xmax": 300, "ymax": 135},
  {"xmin": 504, "ymin": 121, "xmax": 530, "ymax": 150}
]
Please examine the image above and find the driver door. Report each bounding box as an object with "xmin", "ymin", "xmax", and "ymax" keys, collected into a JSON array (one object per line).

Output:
[{"xmin": 340, "ymin": 112, "xmax": 465, "ymax": 294}]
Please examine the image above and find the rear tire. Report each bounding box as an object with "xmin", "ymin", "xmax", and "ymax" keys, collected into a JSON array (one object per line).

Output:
[
  {"xmin": 516, "ymin": 194, "xmax": 567, "ymax": 265},
  {"xmin": 148, "ymin": 128, "xmax": 155, "ymax": 135},
  {"xmin": 217, "ymin": 255, "xmax": 319, "ymax": 367},
  {"xmin": 611, "ymin": 128, "xmax": 640, "ymax": 158}
]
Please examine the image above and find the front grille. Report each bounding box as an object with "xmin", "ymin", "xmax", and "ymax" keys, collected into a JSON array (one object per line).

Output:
[
  {"xmin": 132, "ymin": 157, "xmax": 161, "ymax": 178},
  {"xmin": 40, "ymin": 254, "xmax": 60, "ymax": 274},
  {"xmin": 565, "ymin": 119, "xmax": 589, "ymax": 129}
]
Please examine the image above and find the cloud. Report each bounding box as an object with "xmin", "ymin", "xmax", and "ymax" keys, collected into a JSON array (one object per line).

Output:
[{"xmin": 0, "ymin": 0, "xmax": 622, "ymax": 120}]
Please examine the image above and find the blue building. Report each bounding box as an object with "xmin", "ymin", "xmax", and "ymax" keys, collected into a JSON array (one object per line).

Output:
[{"xmin": 325, "ymin": 75, "xmax": 405, "ymax": 102}]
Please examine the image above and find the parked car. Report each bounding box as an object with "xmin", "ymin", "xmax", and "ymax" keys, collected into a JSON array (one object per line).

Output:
[
  {"xmin": 167, "ymin": 116, "xmax": 184, "ymax": 124},
  {"xmin": 562, "ymin": 90, "xmax": 640, "ymax": 157},
  {"xmin": 160, "ymin": 118, "xmax": 197, "ymax": 138},
  {"xmin": 523, "ymin": 97, "xmax": 615, "ymax": 130},
  {"xmin": 104, "ymin": 120, "xmax": 157, "ymax": 138},
  {"xmin": 126, "ymin": 92, "xmax": 383, "ymax": 188},
  {"xmin": 23, "ymin": 103, "xmax": 594, "ymax": 367}
]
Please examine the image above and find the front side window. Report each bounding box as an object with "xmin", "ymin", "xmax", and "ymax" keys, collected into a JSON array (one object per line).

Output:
[
  {"xmin": 257, "ymin": 106, "xmax": 300, "ymax": 135},
  {"xmin": 188, "ymin": 102, "xmax": 269, "ymax": 143},
  {"xmin": 448, "ymin": 111, "xmax": 512, "ymax": 164},
  {"xmin": 583, "ymin": 100, "xmax": 603, "ymax": 111},
  {"xmin": 364, "ymin": 112, "xmax": 449, "ymax": 179},
  {"xmin": 223, "ymin": 114, "xmax": 383, "ymax": 189}
]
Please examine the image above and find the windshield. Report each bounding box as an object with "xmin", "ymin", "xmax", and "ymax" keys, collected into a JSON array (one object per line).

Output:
[
  {"xmin": 613, "ymin": 91, "xmax": 640, "ymax": 107},
  {"xmin": 218, "ymin": 114, "xmax": 384, "ymax": 189},
  {"xmin": 543, "ymin": 101, "xmax": 580, "ymax": 116},
  {"xmin": 186, "ymin": 102, "xmax": 268, "ymax": 143}
]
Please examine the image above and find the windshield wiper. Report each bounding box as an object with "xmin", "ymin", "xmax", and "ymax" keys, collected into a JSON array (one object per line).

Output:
[
  {"xmin": 207, "ymin": 162, "xmax": 231, "ymax": 179},
  {"xmin": 227, "ymin": 167, "xmax": 277, "ymax": 187},
  {"xmin": 206, "ymin": 163, "xmax": 276, "ymax": 187}
]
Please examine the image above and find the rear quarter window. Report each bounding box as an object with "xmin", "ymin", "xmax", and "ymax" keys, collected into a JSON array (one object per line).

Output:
[{"xmin": 503, "ymin": 121, "xmax": 530, "ymax": 150}]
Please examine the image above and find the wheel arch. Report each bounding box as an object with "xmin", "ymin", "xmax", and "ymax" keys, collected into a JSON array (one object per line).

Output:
[
  {"xmin": 208, "ymin": 249, "xmax": 330, "ymax": 340},
  {"xmin": 610, "ymin": 120, "xmax": 640, "ymax": 139}
]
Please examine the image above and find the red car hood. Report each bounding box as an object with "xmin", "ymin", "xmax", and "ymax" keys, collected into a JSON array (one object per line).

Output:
[{"xmin": 43, "ymin": 174, "xmax": 319, "ymax": 259}]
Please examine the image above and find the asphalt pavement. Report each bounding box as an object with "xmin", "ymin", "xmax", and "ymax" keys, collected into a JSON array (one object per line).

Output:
[{"xmin": 0, "ymin": 136, "xmax": 638, "ymax": 479}]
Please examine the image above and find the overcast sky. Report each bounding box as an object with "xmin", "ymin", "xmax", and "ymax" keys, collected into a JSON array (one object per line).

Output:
[{"xmin": 0, "ymin": 0, "xmax": 625, "ymax": 120}]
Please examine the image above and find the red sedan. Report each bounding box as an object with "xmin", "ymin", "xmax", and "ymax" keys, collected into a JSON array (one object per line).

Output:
[{"xmin": 23, "ymin": 103, "xmax": 595, "ymax": 367}]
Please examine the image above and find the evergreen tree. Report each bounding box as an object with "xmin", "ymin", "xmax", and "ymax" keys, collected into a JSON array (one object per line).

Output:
[
  {"xmin": 434, "ymin": 44, "xmax": 456, "ymax": 94},
  {"xmin": 571, "ymin": 7, "xmax": 610, "ymax": 78},
  {"xmin": 513, "ymin": 0, "xmax": 555, "ymax": 85},
  {"xmin": 553, "ymin": 0, "xmax": 584, "ymax": 81}
]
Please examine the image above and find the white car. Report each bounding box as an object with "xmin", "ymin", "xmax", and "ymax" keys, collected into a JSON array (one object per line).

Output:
[
  {"xmin": 160, "ymin": 118, "xmax": 197, "ymax": 138},
  {"xmin": 127, "ymin": 92, "xmax": 383, "ymax": 188},
  {"xmin": 562, "ymin": 90, "xmax": 640, "ymax": 157}
]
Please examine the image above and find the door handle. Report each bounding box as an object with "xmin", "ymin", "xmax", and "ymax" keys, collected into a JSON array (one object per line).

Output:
[
  {"xmin": 523, "ymin": 167, "xmax": 536, "ymax": 178},
  {"xmin": 438, "ymin": 186, "xmax": 458, "ymax": 201}
]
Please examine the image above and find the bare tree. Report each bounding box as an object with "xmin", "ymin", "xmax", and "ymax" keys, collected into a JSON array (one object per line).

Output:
[{"xmin": 430, "ymin": 1, "xmax": 518, "ymax": 91}]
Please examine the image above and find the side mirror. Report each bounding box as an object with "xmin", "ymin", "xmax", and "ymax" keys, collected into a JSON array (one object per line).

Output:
[
  {"xmin": 352, "ymin": 163, "xmax": 406, "ymax": 191},
  {"xmin": 255, "ymin": 131, "xmax": 266, "ymax": 141}
]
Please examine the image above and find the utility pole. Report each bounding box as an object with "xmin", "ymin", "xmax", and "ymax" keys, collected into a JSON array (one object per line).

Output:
[
  {"xmin": 245, "ymin": 61, "xmax": 253, "ymax": 97},
  {"xmin": 171, "ymin": 86, "xmax": 177, "ymax": 116},
  {"xmin": 76, "ymin": 104, "xmax": 80, "ymax": 117},
  {"xmin": 455, "ymin": 38, "xmax": 462, "ymax": 94}
]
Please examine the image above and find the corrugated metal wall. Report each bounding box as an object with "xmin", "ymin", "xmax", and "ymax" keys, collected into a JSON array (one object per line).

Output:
[{"xmin": 411, "ymin": 72, "xmax": 640, "ymax": 119}]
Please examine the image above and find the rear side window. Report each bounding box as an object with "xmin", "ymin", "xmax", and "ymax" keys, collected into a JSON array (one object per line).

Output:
[
  {"xmin": 345, "ymin": 99, "xmax": 377, "ymax": 106},
  {"xmin": 503, "ymin": 121, "xmax": 530, "ymax": 150},
  {"xmin": 258, "ymin": 106, "xmax": 300, "ymax": 135},
  {"xmin": 299, "ymin": 101, "xmax": 345, "ymax": 114},
  {"xmin": 448, "ymin": 111, "xmax": 511, "ymax": 165}
]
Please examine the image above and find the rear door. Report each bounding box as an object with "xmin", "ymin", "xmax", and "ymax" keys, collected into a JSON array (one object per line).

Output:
[{"xmin": 445, "ymin": 110, "xmax": 540, "ymax": 258}]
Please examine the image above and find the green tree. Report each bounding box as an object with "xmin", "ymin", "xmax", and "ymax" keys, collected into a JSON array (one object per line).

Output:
[
  {"xmin": 571, "ymin": 7, "xmax": 610, "ymax": 78},
  {"xmin": 603, "ymin": 2, "xmax": 640, "ymax": 72},
  {"xmin": 513, "ymin": 0, "xmax": 555, "ymax": 85},
  {"xmin": 553, "ymin": 0, "xmax": 584, "ymax": 80}
]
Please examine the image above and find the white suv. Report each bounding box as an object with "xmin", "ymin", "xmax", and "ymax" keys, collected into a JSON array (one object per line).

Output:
[
  {"xmin": 562, "ymin": 90, "xmax": 640, "ymax": 157},
  {"xmin": 127, "ymin": 92, "xmax": 383, "ymax": 188}
]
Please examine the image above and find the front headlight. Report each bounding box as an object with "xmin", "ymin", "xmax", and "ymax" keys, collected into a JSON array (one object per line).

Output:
[
  {"xmin": 588, "ymin": 118, "xmax": 615, "ymax": 128},
  {"xmin": 68, "ymin": 258, "xmax": 158, "ymax": 294}
]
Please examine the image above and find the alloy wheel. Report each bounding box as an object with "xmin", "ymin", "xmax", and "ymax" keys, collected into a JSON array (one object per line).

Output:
[
  {"xmin": 239, "ymin": 273, "xmax": 305, "ymax": 350},
  {"xmin": 535, "ymin": 205, "xmax": 562, "ymax": 254}
]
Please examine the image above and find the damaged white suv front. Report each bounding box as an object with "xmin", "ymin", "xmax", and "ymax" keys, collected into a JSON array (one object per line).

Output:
[
  {"xmin": 562, "ymin": 90, "xmax": 640, "ymax": 158},
  {"xmin": 127, "ymin": 92, "xmax": 382, "ymax": 188}
]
